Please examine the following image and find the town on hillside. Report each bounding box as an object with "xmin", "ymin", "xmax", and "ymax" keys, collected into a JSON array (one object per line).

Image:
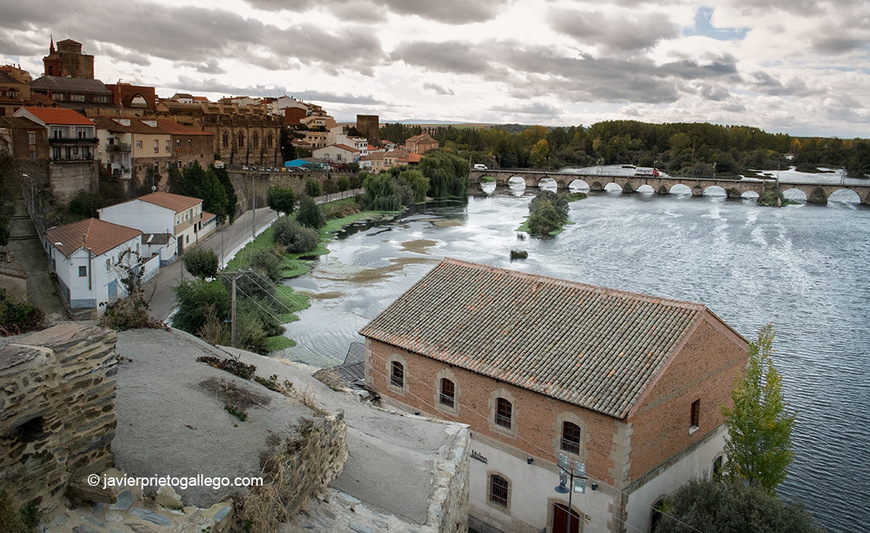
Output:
[{"xmin": 0, "ymin": 38, "xmax": 826, "ymax": 533}]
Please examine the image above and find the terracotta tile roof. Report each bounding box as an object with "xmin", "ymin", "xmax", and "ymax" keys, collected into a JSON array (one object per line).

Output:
[
  {"xmin": 136, "ymin": 191, "xmax": 202, "ymax": 212},
  {"xmin": 19, "ymin": 106, "xmax": 94, "ymax": 126},
  {"xmin": 360, "ymin": 258, "xmax": 711, "ymax": 419},
  {"xmin": 47, "ymin": 218, "xmax": 141, "ymax": 258},
  {"xmin": 331, "ymin": 144, "xmax": 359, "ymax": 152}
]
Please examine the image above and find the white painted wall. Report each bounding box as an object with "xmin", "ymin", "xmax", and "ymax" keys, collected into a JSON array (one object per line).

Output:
[
  {"xmin": 468, "ymin": 438, "xmax": 615, "ymax": 533},
  {"xmin": 625, "ymin": 427, "xmax": 727, "ymax": 533},
  {"xmin": 99, "ymin": 200, "xmax": 175, "ymax": 235},
  {"xmin": 50, "ymin": 237, "xmax": 141, "ymax": 309}
]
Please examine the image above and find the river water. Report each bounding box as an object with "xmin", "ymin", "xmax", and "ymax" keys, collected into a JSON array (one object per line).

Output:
[{"xmin": 281, "ymin": 184, "xmax": 869, "ymax": 532}]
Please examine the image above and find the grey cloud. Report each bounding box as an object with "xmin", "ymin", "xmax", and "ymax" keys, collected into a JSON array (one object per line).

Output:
[
  {"xmin": 285, "ymin": 90, "xmax": 386, "ymax": 105},
  {"xmin": 392, "ymin": 41, "xmax": 490, "ymax": 74},
  {"xmin": 747, "ymin": 71, "xmax": 812, "ymax": 97},
  {"xmin": 548, "ymin": 9, "xmax": 679, "ymax": 53},
  {"xmin": 423, "ymin": 82, "xmax": 455, "ymax": 96},
  {"xmin": 728, "ymin": 0, "xmax": 864, "ymax": 16},
  {"xmin": 99, "ymin": 44, "xmax": 152, "ymax": 67},
  {"xmin": 244, "ymin": 0, "xmax": 510, "ymax": 23},
  {"xmin": 812, "ymin": 35, "xmax": 868, "ymax": 55},
  {"xmin": 493, "ymin": 101, "xmax": 561, "ymax": 116},
  {"xmin": 696, "ymin": 83, "xmax": 730, "ymax": 102}
]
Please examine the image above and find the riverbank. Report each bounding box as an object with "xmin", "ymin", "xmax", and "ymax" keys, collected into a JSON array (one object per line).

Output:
[{"xmin": 222, "ymin": 197, "xmax": 398, "ymax": 352}]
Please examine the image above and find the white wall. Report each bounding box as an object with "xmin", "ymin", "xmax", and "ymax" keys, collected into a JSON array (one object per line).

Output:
[
  {"xmin": 51, "ymin": 237, "xmax": 141, "ymax": 309},
  {"xmin": 100, "ymin": 200, "xmax": 174, "ymax": 235},
  {"xmin": 468, "ymin": 438, "xmax": 615, "ymax": 533},
  {"xmin": 625, "ymin": 426, "xmax": 727, "ymax": 533}
]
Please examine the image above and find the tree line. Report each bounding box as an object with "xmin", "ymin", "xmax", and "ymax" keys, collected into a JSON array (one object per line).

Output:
[{"xmin": 380, "ymin": 120, "xmax": 870, "ymax": 178}]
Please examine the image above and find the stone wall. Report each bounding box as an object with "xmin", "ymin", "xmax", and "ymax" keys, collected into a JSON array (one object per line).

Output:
[
  {"xmin": 235, "ymin": 411, "xmax": 348, "ymax": 531},
  {"xmin": 428, "ymin": 425, "xmax": 470, "ymax": 533},
  {"xmin": 0, "ymin": 323, "xmax": 118, "ymax": 515}
]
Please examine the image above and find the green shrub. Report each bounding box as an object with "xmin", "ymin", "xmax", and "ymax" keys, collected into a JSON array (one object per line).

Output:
[
  {"xmin": 0, "ymin": 290, "xmax": 44, "ymax": 336},
  {"xmin": 266, "ymin": 187, "xmax": 296, "ymax": 216},
  {"xmin": 295, "ymin": 196, "xmax": 326, "ymax": 229},
  {"xmin": 251, "ymin": 249, "xmax": 281, "ymax": 282},
  {"xmin": 183, "ymin": 246, "xmax": 219, "ymax": 279},
  {"xmin": 174, "ymin": 279, "xmax": 231, "ymax": 335},
  {"xmin": 323, "ymin": 179, "xmax": 339, "ymax": 195},
  {"xmin": 304, "ymin": 179, "xmax": 322, "ymax": 197},
  {"xmin": 273, "ymin": 216, "xmax": 318, "ymax": 253}
]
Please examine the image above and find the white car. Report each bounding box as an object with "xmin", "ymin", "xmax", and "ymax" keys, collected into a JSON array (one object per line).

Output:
[{"xmin": 473, "ymin": 164, "xmax": 488, "ymax": 170}]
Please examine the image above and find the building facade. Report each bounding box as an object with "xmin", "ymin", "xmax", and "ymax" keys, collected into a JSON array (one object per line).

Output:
[
  {"xmin": 46, "ymin": 218, "xmax": 142, "ymax": 309},
  {"xmin": 360, "ymin": 259, "xmax": 749, "ymax": 533},
  {"xmin": 12, "ymin": 107, "xmax": 98, "ymax": 203},
  {"xmin": 98, "ymin": 191, "xmax": 215, "ymax": 256}
]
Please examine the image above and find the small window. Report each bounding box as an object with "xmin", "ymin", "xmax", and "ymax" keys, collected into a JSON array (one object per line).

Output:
[
  {"xmin": 495, "ymin": 398, "xmax": 512, "ymax": 429},
  {"xmin": 439, "ymin": 378, "xmax": 455, "ymax": 408},
  {"xmin": 650, "ymin": 499, "xmax": 666, "ymax": 533},
  {"xmin": 390, "ymin": 361, "xmax": 404, "ymax": 388},
  {"xmin": 690, "ymin": 399, "xmax": 700, "ymax": 432},
  {"xmin": 712, "ymin": 455, "xmax": 723, "ymax": 478},
  {"xmin": 561, "ymin": 422, "xmax": 581, "ymax": 454},
  {"xmin": 136, "ymin": 140, "xmax": 143, "ymax": 149},
  {"xmin": 78, "ymin": 265, "xmax": 87, "ymax": 277},
  {"xmin": 489, "ymin": 474, "xmax": 509, "ymax": 508},
  {"xmin": 188, "ymin": 139, "xmax": 192, "ymax": 148}
]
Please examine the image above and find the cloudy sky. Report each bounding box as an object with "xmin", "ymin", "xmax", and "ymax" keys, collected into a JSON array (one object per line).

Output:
[{"xmin": 1, "ymin": 0, "xmax": 868, "ymax": 137}]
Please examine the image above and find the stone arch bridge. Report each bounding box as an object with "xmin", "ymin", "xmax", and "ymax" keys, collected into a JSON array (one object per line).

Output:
[{"xmin": 471, "ymin": 170, "xmax": 870, "ymax": 205}]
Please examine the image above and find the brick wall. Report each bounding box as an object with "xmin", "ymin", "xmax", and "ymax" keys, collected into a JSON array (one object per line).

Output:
[
  {"xmin": 0, "ymin": 323, "xmax": 118, "ymax": 514},
  {"xmin": 626, "ymin": 315, "xmax": 747, "ymax": 485},
  {"xmin": 366, "ymin": 339, "xmax": 620, "ymax": 485}
]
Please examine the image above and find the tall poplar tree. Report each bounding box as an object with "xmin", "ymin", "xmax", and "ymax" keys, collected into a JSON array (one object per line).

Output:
[{"xmin": 722, "ymin": 324, "xmax": 796, "ymax": 492}]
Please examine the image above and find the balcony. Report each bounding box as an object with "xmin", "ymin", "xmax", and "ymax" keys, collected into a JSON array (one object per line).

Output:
[
  {"xmin": 106, "ymin": 143, "xmax": 131, "ymax": 152},
  {"xmin": 49, "ymin": 137, "xmax": 98, "ymax": 144}
]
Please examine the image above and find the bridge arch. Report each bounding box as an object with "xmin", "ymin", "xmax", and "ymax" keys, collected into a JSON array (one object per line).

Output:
[
  {"xmin": 479, "ymin": 181, "xmax": 496, "ymax": 195},
  {"xmin": 636, "ymin": 184, "xmax": 655, "ymax": 194},
  {"xmin": 782, "ymin": 188, "xmax": 808, "ymax": 203},
  {"xmin": 538, "ymin": 177, "xmax": 558, "ymax": 190},
  {"xmin": 568, "ymin": 179, "xmax": 590, "ymax": 192},
  {"xmin": 828, "ymin": 188, "xmax": 862, "ymax": 204},
  {"xmin": 741, "ymin": 191, "xmax": 760, "ymax": 200},
  {"xmin": 508, "ymin": 176, "xmax": 526, "ymax": 187},
  {"xmin": 604, "ymin": 183, "xmax": 623, "ymax": 193},
  {"xmin": 670, "ymin": 184, "xmax": 692, "ymax": 196},
  {"xmin": 703, "ymin": 185, "xmax": 727, "ymax": 197}
]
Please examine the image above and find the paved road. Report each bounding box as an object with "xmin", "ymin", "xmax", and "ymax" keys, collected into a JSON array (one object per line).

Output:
[{"xmin": 145, "ymin": 206, "xmax": 278, "ymax": 322}]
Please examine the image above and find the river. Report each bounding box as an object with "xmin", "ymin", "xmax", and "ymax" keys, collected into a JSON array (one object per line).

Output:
[{"xmin": 281, "ymin": 183, "xmax": 869, "ymax": 532}]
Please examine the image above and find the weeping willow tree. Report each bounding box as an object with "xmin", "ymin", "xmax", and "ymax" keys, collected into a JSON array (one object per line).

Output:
[{"xmin": 418, "ymin": 150, "xmax": 468, "ymax": 199}]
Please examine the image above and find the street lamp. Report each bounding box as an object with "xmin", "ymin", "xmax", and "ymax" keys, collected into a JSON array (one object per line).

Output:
[{"xmin": 554, "ymin": 454, "xmax": 586, "ymax": 533}]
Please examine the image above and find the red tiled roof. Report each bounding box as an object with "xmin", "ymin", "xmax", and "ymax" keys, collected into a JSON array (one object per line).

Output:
[
  {"xmin": 47, "ymin": 218, "xmax": 141, "ymax": 258},
  {"xmin": 331, "ymin": 144, "xmax": 359, "ymax": 152},
  {"xmin": 360, "ymin": 258, "xmax": 722, "ymax": 419},
  {"xmin": 137, "ymin": 191, "xmax": 202, "ymax": 212},
  {"xmin": 20, "ymin": 106, "xmax": 94, "ymax": 126}
]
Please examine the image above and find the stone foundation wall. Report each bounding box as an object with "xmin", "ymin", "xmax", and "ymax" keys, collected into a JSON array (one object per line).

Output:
[
  {"xmin": 236, "ymin": 411, "xmax": 348, "ymax": 531},
  {"xmin": 429, "ymin": 425, "xmax": 471, "ymax": 533},
  {"xmin": 0, "ymin": 323, "xmax": 118, "ymax": 514}
]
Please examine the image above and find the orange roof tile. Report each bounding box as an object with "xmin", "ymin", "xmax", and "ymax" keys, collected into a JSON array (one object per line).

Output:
[
  {"xmin": 20, "ymin": 106, "xmax": 94, "ymax": 126},
  {"xmin": 47, "ymin": 218, "xmax": 141, "ymax": 258},
  {"xmin": 136, "ymin": 191, "xmax": 202, "ymax": 212}
]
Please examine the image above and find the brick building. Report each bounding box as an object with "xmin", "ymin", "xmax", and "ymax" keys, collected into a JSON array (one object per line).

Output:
[
  {"xmin": 360, "ymin": 259, "xmax": 749, "ymax": 533},
  {"xmin": 42, "ymin": 38, "xmax": 94, "ymax": 79}
]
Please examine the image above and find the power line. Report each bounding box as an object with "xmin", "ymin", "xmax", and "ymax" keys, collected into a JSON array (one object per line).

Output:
[{"xmin": 365, "ymin": 349, "xmax": 706, "ymax": 533}]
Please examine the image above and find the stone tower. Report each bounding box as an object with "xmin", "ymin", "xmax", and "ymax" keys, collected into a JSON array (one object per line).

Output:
[{"xmin": 43, "ymin": 37, "xmax": 94, "ymax": 79}]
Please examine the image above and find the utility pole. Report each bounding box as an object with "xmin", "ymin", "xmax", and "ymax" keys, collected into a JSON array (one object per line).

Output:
[
  {"xmin": 230, "ymin": 271, "xmax": 239, "ymax": 348},
  {"xmin": 251, "ymin": 174, "xmax": 256, "ymax": 242}
]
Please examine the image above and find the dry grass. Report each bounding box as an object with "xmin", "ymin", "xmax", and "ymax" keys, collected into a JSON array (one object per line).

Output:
[{"xmin": 312, "ymin": 367, "xmax": 345, "ymax": 392}]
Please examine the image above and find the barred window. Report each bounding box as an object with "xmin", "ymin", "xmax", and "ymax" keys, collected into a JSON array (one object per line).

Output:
[
  {"xmin": 561, "ymin": 422, "xmax": 581, "ymax": 454},
  {"xmin": 439, "ymin": 378, "xmax": 455, "ymax": 408},
  {"xmin": 489, "ymin": 474, "xmax": 509, "ymax": 508},
  {"xmin": 390, "ymin": 361, "xmax": 404, "ymax": 388},
  {"xmin": 495, "ymin": 398, "xmax": 512, "ymax": 429}
]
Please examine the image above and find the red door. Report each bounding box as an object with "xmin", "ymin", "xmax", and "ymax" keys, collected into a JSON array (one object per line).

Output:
[{"xmin": 553, "ymin": 502, "xmax": 581, "ymax": 533}]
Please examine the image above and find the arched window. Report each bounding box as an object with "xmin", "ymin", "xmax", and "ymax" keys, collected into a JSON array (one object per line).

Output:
[
  {"xmin": 561, "ymin": 422, "xmax": 581, "ymax": 454},
  {"xmin": 266, "ymin": 132, "xmax": 274, "ymax": 149},
  {"xmin": 237, "ymin": 132, "xmax": 244, "ymax": 149},
  {"xmin": 390, "ymin": 361, "xmax": 404, "ymax": 388},
  {"xmin": 489, "ymin": 474, "xmax": 509, "ymax": 508},
  {"xmin": 712, "ymin": 455, "xmax": 723, "ymax": 478},
  {"xmin": 222, "ymin": 131, "xmax": 229, "ymax": 149},
  {"xmin": 439, "ymin": 378, "xmax": 455, "ymax": 408},
  {"xmin": 650, "ymin": 499, "xmax": 665, "ymax": 532},
  {"xmin": 495, "ymin": 398, "xmax": 512, "ymax": 429},
  {"xmin": 252, "ymin": 132, "xmax": 259, "ymax": 149}
]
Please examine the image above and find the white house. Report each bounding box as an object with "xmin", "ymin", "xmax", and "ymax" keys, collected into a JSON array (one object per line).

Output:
[
  {"xmin": 98, "ymin": 191, "xmax": 216, "ymax": 256},
  {"xmin": 312, "ymin": 143, "xmax": 360, "ymax": 163},
  {"xmin": 46, "ymin": 218, "xmax": 143, "ymax": 309}
]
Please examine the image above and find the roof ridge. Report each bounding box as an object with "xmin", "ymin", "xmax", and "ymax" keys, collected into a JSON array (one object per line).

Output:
[{"xmin": 439, "ymin": 258, "xmax": 706, "ymax": 310}]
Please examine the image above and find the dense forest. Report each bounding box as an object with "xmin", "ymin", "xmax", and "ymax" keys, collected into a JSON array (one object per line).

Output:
[{"xmin": 379, "ymin": 121, "xmax": 870, "ymax": 178}]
